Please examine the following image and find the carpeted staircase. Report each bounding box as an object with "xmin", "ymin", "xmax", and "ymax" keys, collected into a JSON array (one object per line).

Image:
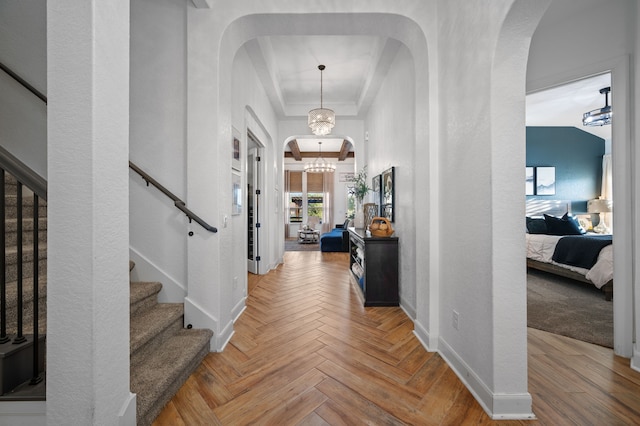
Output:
[
  {"xmin": 3, "ymin": 172, "xmax": 213, "ymax": 424},
  {"xmin": 3, "ymin": 174, "xmax": 48, "ymax": 339},
  {"xmin": 129, "ymin": 267, "xmax": 213, "ymax": 425}
]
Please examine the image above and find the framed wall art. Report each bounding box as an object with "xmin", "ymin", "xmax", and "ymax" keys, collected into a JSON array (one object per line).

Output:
[
  {"xmin": 371, "ymin": 174, "xmax": 382, "ymax": 217},
  {"xmin": 232, "ymin": 171, "xmax": 242, "ymax": 215},
  {"xmin": 535, "ymin": 166, "xmax": 556, "ymax": 195},
  {"xmin": 525, "ymin": 167, "xmax": 534, "ymax": 196},
  {"xmin": 339, "ymin": 172, "xmax": 355, "ymax": 183},
  {"xmin": 232, "ymin": 127, "xmax": 241, "ymax": 171},
  {"xmin": 381, "ymin": 167, "xmax": 395, "ymax": 222}
]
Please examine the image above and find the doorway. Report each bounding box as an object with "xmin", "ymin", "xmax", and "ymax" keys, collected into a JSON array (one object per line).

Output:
[
  {"xmin": 247, "ymin": 131, "xmax": 262, "ymax": 274},
  {"xmin": 527, "ymin": 71, "xmax": 633, "ymax": 357}
]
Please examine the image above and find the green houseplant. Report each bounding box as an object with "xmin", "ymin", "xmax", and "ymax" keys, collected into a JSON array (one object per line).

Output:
[
  {"xmin": 349, "ymin": 166, "xmax": 370, "ymax": 205},
  {"xmin": 349, "ymin": 167, "xmax": 370, "ymax": 228}
]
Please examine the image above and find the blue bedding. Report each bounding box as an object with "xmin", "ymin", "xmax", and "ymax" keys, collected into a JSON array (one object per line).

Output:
[{"xmin": 552, "ymin": 235, "xmax": 612, "ymax": 269}]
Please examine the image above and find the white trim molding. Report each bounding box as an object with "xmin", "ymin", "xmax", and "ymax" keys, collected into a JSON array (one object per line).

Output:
[
  {"xmin": 438, "ymin": 337, "xmax": 535, "ymax": 420},
  {"xmin": 184, "ymin": 296, "xmax": 218, "ymax": 351}
]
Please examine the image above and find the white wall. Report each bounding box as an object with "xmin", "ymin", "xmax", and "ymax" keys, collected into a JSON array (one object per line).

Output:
[
  {"xmin": 129, "ymin": 0, "xmax": 190, "ymax": 302},
  {"xmin": 230, "ymin": 46, "xmax": 279, "ymax": 318},
  {"xmin": 364, "ymin": 45, "xmax": 417, "ymax": 317},
  {"xmin": 434, "ymin": 1, "xmax": 551, "ymax": 417},
  {"xmin": 47, "ymin": 0, "xmax": 134, "ymax": 424},
  {"xmin": 436, "ymin": 0, "xmax": 506, "ymax": 406},
  {"xmin": 527, "ymin": 0, "xmax": 635, "ymax": 89},
  {"xmin": 0, "ymin": 0, "xmax": 47, "ymax": 178}
]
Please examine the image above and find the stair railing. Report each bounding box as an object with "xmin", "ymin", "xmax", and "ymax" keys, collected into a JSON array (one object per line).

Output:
[
  {"xmin": 1, "ymin": 146, "xmax": 47, "ymax": 390},
  {"xmin": 129, "ymin": 161, "xmax": 217, "ymax": 233},
  {"xmin": 0, "ymin": 61, "xmax": 47, "ymax": 104}
]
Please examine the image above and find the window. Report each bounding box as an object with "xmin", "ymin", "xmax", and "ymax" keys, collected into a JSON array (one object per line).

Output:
[
  {"xmin": 346, "ymin": 193, "xmax": 355, "ymax": 219},
  {"xmin": 306, "ymin": 172, "xmax": 324, "ymax": 223},
  {"xmin": 307, "ymin": 193, "xmax": 323, "ymax": 222},
  {"xmin": 288, "ymin": 171, "xmax": 303, "ymax": 223}
]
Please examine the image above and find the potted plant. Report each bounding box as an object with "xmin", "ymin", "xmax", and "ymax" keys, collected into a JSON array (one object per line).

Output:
[{"xmin": 348, "ymin": 167, "xmax": 370, "ymax": 228}]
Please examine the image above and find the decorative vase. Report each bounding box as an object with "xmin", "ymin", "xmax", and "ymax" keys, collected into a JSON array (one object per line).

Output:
[{"xmin": 353, "ymin": 200, "xmax": 365, "ymax": 229}]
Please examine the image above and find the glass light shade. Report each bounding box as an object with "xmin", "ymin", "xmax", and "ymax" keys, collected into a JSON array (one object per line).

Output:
[
  {"xmin": 583, "ymin": 106, "xmax": 612, "ymax": 127},
  {"xmin": 308, "ymin": 107, "xmax": 335, "ymax": 136},
  {"xmin": 583, "ymin": 86, "xmax": 611, "ymax": 127},
  {"xmin": 304, "ymin": 158, "xmax": 336, "ymax": 173}
]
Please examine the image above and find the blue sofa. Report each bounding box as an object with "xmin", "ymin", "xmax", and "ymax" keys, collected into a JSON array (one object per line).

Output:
[{"xmin": 320, "ymin": 220, "xmax": 350, "ymax": 252}]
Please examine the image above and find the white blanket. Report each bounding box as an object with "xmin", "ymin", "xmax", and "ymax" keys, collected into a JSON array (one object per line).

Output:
[{"xmin": 526, "ymin": 233, "xmax": 613, "ymax": 288}]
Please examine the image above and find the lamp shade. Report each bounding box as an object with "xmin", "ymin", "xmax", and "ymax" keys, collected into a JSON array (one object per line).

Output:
[
  {"xmin": 308, "ymin": 65, "xmax": 335, "ymax": 136},
  {"xmin": 583, "ymin": 87, "xmax": 612, "ymax": 127},
  {"xmin": 587, "ymin": 198, "xmax": 612, "ymax": 214}
]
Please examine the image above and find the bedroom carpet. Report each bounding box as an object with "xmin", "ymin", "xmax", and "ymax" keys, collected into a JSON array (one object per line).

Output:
[
  {"xmin": 527, "ymin": 268, "xmax": 613, "ymax": 348},
  {"xmin": 284, "ymin": 237, "xmax": 319, "ymax": 251}
]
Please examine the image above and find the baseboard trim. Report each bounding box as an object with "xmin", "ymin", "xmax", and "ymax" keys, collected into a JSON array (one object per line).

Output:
[
  {"xmin": 118, "ymin": 392, "xmax": 137, "ymax": 426},
  {"xmin": 399, "ymin": 298, "xmax": 416, "ymax": 319},
  {"xmin": 129, "ymin": 247, "xmax": 186, "ymax": 303},
  {"xmin": 0, "ymin": 401, "xmax": 45, "ymax": 426},
  {"xmin": 413, "ymin": 319, "xmax": 437, "ymax": 351},
  {"xmin": 631, "ymin": 343, "xmax": 640, "ymax": 373},
  {"xmin": 184, "ymin": 296, "xmax": 218, "ymax": 351},
  {"xmin": 437, "ymin": 337, "xmax": 534, "ymax": 420},
  {"xmin": 216, "ymin": 320, "xmax": 235, "ymax": 352},
  {"xmin": 231, "ymin": 298, "xmax": 247, "ymax": 323}
]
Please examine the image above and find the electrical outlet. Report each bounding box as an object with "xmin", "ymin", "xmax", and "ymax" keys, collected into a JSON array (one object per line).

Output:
[
  {"xmin": 452, "ymin": 310, "xmax": 459, "ymax": 330},
  {"xmin": 233, "ymin": 276, "xmax": 238, "ymax": 289}
]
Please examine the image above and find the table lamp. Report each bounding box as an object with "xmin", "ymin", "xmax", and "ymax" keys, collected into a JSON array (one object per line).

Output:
[{"xmin": 587, "ymin": 197, "xmax": 612, "ymax": 234}]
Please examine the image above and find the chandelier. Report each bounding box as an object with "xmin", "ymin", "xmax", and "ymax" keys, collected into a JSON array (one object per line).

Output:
[
  {"xmin": 308, "ymin": 65, "xmax": 335, "ymax": 136},
  {"xmin": 304, "ymin": 141, "xmax": 335, "ymax": 173},
  {"xmin": 583, "ymin": 86, "xmax": 612, "ymax": 126}
]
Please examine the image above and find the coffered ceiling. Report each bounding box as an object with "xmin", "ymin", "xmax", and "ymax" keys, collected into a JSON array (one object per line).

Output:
[{"xmin": 245, "ymin": 27, "xmax": 611, "ymax": 158}]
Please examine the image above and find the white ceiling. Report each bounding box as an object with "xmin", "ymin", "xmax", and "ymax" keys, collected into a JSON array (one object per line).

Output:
[
  {"xmin": 526, "ymin": 73, "xmax": 612, "ymax": 140},
  {"xmin": 291, "ymin": 137, "xmax": 347, "ymax": 153},
  {"xmin": 248, "ymin": 24, "xmax": 611, "ymax": 154},
  {"xmin": 247, "ymin": 35, "xmax": 400, "ymax": 120}
]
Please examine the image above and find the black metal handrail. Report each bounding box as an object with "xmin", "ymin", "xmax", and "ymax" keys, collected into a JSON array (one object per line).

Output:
[
  {"xmin": 0, "ymin": 147, "xmax": 47, "ymax": 201},
  {"xmin": 129, "ymin": 161, "xmax": 217, "ymax": 233},
  {"xmin": 1, "ymin": 150, "xmax": 46, "ymax": 391},
  {"xmin": 0, "ymin": 61, "xmax": 47, "ymax": 104}
]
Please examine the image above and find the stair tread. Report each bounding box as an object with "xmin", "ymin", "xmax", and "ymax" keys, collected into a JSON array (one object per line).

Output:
[
  {"xmin": 4, "ymin": 243, "xmax": 48, "ymax": 253},
  {"xmin": 130, "ymin": 281, "xmax": 162, "ymax": 307},
  {"xmin": 130, "ymin": 303, "xmax": 184, "ymax": 354},
  {"xmin": 131, "ymin": 328, "xmax": 213, "ymax": 422}
]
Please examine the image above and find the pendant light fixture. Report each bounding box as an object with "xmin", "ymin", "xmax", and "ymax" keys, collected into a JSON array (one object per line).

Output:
[
  {"xmin": 583, "ymin": 86, "xmax": 612, "ymax": 126},
  {"xmin": 308, "ymin": 65, "xmax": 335, "ymax": 136},
  {"xmin": 304, "ymin": 141, "xmax": 336, "ymax": 173}
]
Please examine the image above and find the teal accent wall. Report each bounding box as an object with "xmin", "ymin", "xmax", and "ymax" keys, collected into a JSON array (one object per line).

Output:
[{"xmin": 526, "ymin": 127, "xmax": 605, "ymax": 213}]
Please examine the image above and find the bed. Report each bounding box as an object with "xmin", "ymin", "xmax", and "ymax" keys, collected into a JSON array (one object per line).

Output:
[{"xmin": 525, "ymin": 199, "xmax": 613, "ymax": 301}]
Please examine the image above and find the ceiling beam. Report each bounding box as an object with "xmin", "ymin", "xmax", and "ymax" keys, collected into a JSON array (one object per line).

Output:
[
  {"xmin": 284, "ymin": 152, "xmax": 354, "ymax": 159},
  {"xmin": 338, "ymin": 140, "xmax": 352, "ymax": 161},
  {"xmin": 288, "ymin": 140, "xmax": 302, "ymax": 161}
]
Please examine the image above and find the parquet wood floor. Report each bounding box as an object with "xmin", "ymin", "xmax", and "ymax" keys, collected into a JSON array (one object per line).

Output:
[{"xmin": 154, "ymin": 251, "xmax": 640, "ymax": 425}]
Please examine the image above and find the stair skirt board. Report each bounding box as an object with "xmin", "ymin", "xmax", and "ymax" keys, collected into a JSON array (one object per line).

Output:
[
  {"xmin": 184, "ymin": 296, "xmax": 220, "ymax": 351},
  {"xmin": 129, "ymin": 247, "xmax": 186, "ymax": 303},
  {"xmin": 0, "ymin": 336, "xmax": 45, "ymax": 396}
]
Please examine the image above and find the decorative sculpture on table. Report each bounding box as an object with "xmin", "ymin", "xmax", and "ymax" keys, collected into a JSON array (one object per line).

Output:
[{"xmin": 363, "ymin": 203, "xmax": 378, "ymax": 229}]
